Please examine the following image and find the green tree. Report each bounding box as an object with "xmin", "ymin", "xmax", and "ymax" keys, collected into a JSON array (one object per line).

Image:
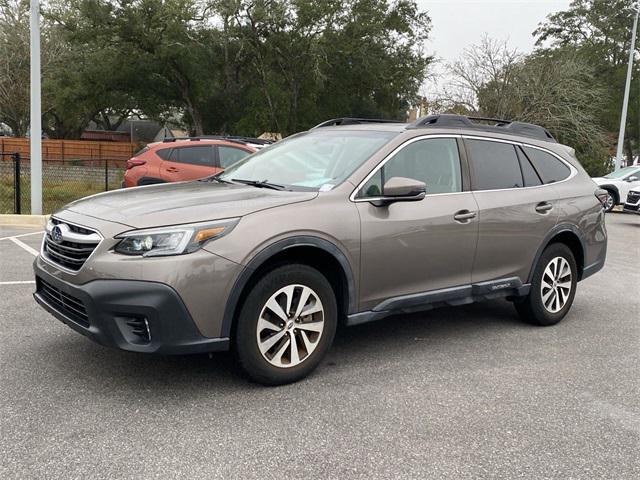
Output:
[
  {"xmin": 4, "ymin": 0, "xmax": 433, "ymax": 139},
  {"xmin": 448, "ymin": 37, "xmax": 610, "ymax": 175},
  {"xmin": 534, "ymin": 0, "xmax": 640, "ymax": 163},
  {"xmin": 49, "ymin": 0, "xmax": 219, "ymax": 136},
  {"xmin": 0, "ymin": 0, "xmax": 63, "ymax": 136},
  {"xmin": 216, "ymin": 0, "xmax": 432, "ymax": 135}
]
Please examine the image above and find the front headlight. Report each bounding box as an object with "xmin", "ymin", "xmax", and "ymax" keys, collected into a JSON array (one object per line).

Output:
[{"xmin": 114, "ymin": 218, "xmax": 239, "ymax": 257}]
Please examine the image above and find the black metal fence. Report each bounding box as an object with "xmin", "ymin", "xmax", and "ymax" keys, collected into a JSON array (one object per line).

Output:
[{"xmin": 0, "ymin": 154, "xmax": 125, "ymax": 214}]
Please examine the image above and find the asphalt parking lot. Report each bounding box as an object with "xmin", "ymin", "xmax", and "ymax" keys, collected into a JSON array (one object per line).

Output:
[{"xmin": 0, "ymin": 214, "xmax": 638, "ymax": 479}]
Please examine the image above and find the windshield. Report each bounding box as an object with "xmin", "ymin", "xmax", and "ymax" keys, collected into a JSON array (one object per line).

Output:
[
  {"xmin": 604, "ymin": 166, "xmax": 640, "ymax": 179},
  {"xmin": 218, "ymin": 130, "xmax": 398, "ymax": 190}
]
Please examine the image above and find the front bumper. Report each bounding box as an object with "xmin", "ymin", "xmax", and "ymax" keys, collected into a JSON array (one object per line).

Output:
[
  {"xmin": 623, "ymin": 203, "xmax": 640, "ymax": 214},
  {"xmin": 33, "ymin": 266, "xmax": 229, "ymax": 355},
  {"xmin": 624, "ymin": 192, "xmax": 640, "ymax": 213}
]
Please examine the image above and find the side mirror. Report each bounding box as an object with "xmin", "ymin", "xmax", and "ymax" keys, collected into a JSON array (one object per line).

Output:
[
  {"xmin": 371, "ymin": 176, "xmax": 426, "ymax": 206},
  {"xmin": 626, "ymin": 176, "xmax": 639, "ymax": 182}
]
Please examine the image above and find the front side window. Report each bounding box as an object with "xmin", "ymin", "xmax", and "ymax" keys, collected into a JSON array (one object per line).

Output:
[
  {"xmin": 219, "ymin": 146, "xmax": 250, "ymax": 168},
  {"xmin": 467, "ymin": 139, "xmax": 523, "ymax": 190},
  {"xmin": 357, "ymin": 138, "xmax": 462, "ymax": 198},
  {"xmin": 219, "ymin": 130, "xmax": 398, "ymax": 190},
  {"xmin": 522, "ymin": 147, "xmax": 570, "ymax": 184}
]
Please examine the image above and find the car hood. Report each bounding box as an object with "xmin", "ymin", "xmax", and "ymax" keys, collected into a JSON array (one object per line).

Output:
[
  {"xmin": 592, "ymin": 177, "xmax": 621, "ymax": 185},
  {"xmin": 64, "ymin": 181, "xmax": 318, "ymax": 228}
]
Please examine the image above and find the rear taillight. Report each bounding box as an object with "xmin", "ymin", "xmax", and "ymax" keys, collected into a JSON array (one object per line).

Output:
[
  {"xmin": 126, "ymin": 158, "xmax": 146, "ymax": 170},
  {"xmin": 595, "ymin": 188, "xmax": 609, "ymax": 208}
]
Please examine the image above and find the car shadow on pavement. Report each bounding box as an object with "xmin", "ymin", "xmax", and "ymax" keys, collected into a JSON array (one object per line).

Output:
[{"xmin": 36, "ymin": 299, "xmax": 527, "ymax": 394}]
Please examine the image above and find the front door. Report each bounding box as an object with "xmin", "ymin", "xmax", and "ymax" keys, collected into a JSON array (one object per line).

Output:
[{"xmin": 356, "ymin": 137, "xmax": 479, "ymax": 310}]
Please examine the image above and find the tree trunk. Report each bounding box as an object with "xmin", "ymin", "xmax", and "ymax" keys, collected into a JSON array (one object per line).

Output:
[
  {"xmin": 171, "ymin": 63, "xmax": 204, "ymax": 136},
  {"xmin": 287, "ymin": 80, "xmax": 298, "ymax": 135},
  {"xmin": 187, "ymin": 100, "xmax": 205, "ymax": 137}
]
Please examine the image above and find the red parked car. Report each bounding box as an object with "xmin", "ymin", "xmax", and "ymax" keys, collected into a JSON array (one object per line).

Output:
[{"xmin": 122, "ymin": 137, "xmax": 264, "ymax": 187}]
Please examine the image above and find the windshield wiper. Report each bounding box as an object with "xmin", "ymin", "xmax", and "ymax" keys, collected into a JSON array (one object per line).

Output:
[
  {"xmin": 200, "ymin": 175, "xmax": 233, "ymax": 184},
  {"xmin": 231, "ymin": 178, "xmax": 287, "ymax": 191}
]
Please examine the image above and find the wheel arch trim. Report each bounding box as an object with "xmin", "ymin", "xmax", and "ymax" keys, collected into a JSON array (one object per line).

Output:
[
  {"xmin": 598, "ymin": 184, "xmax": 620, "ymax": 202},
  {"xmin": 137, "ymin": 176, "xmax": 166, "ymax": 186},
  {"xmin": 528, "ymin": 224, "xmax": 586, "ymax": 283},
  {"xmin": 220, "ymin": 236, "xmax": 357, "ymax": 338}
]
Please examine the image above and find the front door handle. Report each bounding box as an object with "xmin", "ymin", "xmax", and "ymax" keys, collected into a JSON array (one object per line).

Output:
[
  {"xmin": 535, "ymin": 202, "xmax": 553, "ymax": 214},
  {"xmin": 166, "ymin": 167, "xmax": 179, "ymax": 173},
  {"xmin": 453, "ymin": 210, "xmax": 477, "ymax": 222}
]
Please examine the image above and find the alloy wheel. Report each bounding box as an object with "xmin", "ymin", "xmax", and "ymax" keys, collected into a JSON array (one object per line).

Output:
[
  {"xmin": 256, "ymin": 284, "xmax": 325, "ymax": 368},
  {"xmin": 540, "ymin": 256, "xmax": 572, "ymax": 313},
  {"xmin": 605, "ymin": 192, "xmax": 615, "ymax": 211}
]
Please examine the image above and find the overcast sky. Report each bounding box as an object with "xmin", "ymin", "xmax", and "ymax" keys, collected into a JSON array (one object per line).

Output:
[{"xmin": 417, "ymin": 0, "xmax": 572, "ymax": 91}]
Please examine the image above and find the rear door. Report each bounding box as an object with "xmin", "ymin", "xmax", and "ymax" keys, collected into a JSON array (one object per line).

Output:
[
  {"xmin": 465, "ymin": 138, "xmax": 561, "ymax": 284},
  {"xmin": 160, "ymin": 145, "xmax": 216, "ymax": 182}
]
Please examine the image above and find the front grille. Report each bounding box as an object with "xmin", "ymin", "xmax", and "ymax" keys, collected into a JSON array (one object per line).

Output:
[
  {"xmin": 43, "ymin": 218, "xmax": 101, "ymax": 271},
  {"xmin": 626, "ymin": 192, "xmax": 640, "ymax": 205},
  {"xmin": 37, "ymin": 278, "xmax": 89, "ymax": 327}
]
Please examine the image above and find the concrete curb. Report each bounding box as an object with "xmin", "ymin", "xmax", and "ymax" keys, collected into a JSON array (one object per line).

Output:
[{"xmin": 0, "ymin": 214, "xmax": 50, "ymax": 227}]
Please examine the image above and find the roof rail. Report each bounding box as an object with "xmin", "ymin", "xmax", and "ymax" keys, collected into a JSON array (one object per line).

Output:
[
  {"xmin": 408, "ymin": 114, "xmax": 556, "ymax": 142},
  {"xmin": 162, "ymin": 136, "xmax": 275, "ymax": 146},
  {"xmin": 199, "ymin": 135, "xmax": 275, "ymax": 145},
  {"xmin": 312, "ymin": 117, "xmax": 402, "ymax": 129}
]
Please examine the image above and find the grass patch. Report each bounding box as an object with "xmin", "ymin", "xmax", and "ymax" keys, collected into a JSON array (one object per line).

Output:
[{"xmin": 0, "ymin": 172, "xmax": 123, "ymax": 214}]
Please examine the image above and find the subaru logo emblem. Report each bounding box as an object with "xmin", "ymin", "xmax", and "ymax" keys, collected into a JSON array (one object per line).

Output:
[{"xmin": 51, "ymin": 225, "xmax": 63, "ymax": 243}]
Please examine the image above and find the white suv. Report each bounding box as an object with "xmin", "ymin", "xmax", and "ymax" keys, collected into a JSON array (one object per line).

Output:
[{"xmin": 592, "ymin": 166, "xmax": 640, "ymax": 212}]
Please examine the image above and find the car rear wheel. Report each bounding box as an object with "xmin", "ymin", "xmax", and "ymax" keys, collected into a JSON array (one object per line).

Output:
[
  {"xmin": 515, "ymin": 243, "xmax": 577, "ymax": 326},
  {"xmin": 234, "ymin": 264, "xmax": 337, "ymax": 385}
]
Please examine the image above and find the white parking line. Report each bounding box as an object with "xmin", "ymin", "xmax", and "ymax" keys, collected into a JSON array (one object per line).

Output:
[
  {"xmin": 0, "ymin": 231, "xmax": 44, "ymax": 241},
  {"xmin": 9, "ymin": 237, "xmax": 40, "ymax": 256},
  {"xmin": 0, "ymin": 281, "xmax": 35, "ymax": 285}
]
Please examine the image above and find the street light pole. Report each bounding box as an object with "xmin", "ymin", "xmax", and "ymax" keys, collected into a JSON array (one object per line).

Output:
[
  {"xmin": 615, "ymin": 7, "xmax": 639, "ymax": 170},
  {"xmin": 29, "ymin": 0, "xmax": 42, "ymax": 214}
]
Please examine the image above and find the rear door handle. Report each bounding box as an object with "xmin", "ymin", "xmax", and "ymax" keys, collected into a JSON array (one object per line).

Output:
[
  {"xmin": 535, "ymin": 202, "xmax": 553, "ymax": 213},
  {"xmin": 453, "ymin": 210, "xmax": 477, "ymax": 222},
  {"xmin": 166, "ymin": 167, "xmax": 179, "ymax": 173}
]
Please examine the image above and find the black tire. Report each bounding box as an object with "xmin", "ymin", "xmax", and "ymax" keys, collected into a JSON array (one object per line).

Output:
[
  {"xmin": 603, "ymin": 189, "xmax": 617, "ymax": 212},
  {"xmin": 234, "ymin": 264, "xmax": 337, "ymax": 385},
  {"xmin": 515, "ymin": 243, "xmax": 578, "ymax": 326}
]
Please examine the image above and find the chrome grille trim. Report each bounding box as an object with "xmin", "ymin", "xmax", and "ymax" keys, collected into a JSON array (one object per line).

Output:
[{"xmin": 41, "ymin": 218, "xmax": 102, "ymax": 273}]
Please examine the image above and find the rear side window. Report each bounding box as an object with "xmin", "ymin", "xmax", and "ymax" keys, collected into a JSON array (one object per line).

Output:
[
  {"xmin": 467, "ymin": 139, "xmax": 523, "ymax": 190},
  {"xmin": 219, "ymin": 146, "xmax": 250, "ymax": 168},
  {"xmin": 516, "ymin": 147, "xmax": 542, "ymax": 187},
  {"xmin": 522, "ymin": 147, "xmax": 570, "ymax": 184},
  {"xmin": 174, "ymin": 146, "xmax": 214, "ymax": 166},
  {"xmin": 156, "ymin": 148, "xmax": 172, "ymax": 160}
]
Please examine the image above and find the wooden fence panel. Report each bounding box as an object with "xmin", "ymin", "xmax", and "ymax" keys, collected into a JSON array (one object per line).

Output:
[{"xmin": 0, "ymin": 138, "xmax": 134, "ymax": 161}]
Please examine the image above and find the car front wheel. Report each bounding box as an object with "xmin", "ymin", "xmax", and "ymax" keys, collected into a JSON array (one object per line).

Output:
[
  {"xmin": 235, "ymin": 264, "xmax": 337, "ymax": 385},
  {"xmin": 603, "ymin": 190, "xmax": 616, "ymax": 212},
  {"xmin": 515, "ymin": 243, "xmax": 577, "ymax": 326}
]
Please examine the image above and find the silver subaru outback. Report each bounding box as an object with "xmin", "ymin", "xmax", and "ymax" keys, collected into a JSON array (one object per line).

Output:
[{"xmin": 33, "ymin": 115, "xmax": 607, "ymax": 385}]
